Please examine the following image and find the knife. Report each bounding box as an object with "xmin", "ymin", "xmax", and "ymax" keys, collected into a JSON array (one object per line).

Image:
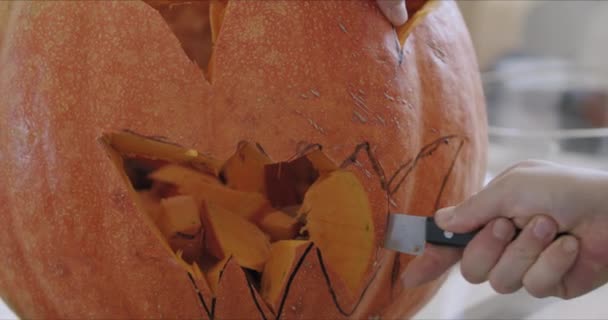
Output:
[{"xmin": 384, "ymin": 213, "xmax": 478, "ymax": 255}]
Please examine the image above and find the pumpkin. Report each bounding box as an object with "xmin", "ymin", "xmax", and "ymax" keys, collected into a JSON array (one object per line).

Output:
[{"xmin": 0, "ymin": 0, "xmax": 487, "ymax": 319}]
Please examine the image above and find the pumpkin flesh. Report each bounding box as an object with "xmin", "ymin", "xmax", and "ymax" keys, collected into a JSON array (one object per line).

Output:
[{"xmin": 103, "ymin": 130, "xmax": 378, "ymax": 314}]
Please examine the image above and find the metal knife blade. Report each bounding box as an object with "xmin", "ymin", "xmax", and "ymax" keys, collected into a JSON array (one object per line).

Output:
[{"xmin": 384, "ymin": 213, "xmax": 478, "ymax": 255}]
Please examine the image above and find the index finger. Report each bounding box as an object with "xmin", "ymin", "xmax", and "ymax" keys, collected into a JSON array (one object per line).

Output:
[
  {"xmin": 434, "ymin": 167, "xmax": 550, "ymax": 233},
  {"xmin": 400, "ymin": 244, "xmax": 462, "ymax": 289}
]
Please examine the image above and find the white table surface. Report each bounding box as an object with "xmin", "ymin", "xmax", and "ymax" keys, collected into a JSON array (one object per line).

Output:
[{"xmin": 0, "ymin": 300, "xmax": 16, "ymax": 320}]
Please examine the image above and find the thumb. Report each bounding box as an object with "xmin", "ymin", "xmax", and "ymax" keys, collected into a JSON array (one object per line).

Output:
[
  {"xmin": 377, "ymin": 0, "xmax": 408, "ymax": 26},
  {"xmin": 400, "ymin": 244, "xmax": 462, "ymax": 289}
]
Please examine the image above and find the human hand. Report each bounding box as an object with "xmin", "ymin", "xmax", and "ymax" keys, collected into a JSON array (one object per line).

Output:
[
  {"xmin": 401, "ymin": 160, "xmax": 608, "ymax": 299},
  {"xmin": 377, "ymin": 0, "xmax": 408, "ymax": 26}
]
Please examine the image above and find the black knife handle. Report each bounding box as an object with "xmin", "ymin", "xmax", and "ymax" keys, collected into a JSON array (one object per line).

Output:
[{"xmin": 425, "ymin": 217, "xmax": 478, "ymax": 247}]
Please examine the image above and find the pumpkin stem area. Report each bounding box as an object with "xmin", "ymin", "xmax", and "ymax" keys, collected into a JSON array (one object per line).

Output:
[{"xmin": 99, "ymin": 131, "xmax": 375, "ymax": 313}]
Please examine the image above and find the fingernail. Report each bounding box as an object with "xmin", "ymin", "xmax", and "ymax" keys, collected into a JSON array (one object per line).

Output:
[
  {"xmin": 562, "ymin": 237, "xmax": 578, "ymax": 253},
  {"xmin": 492, "ymin": 219, "xmax": 512, "ymax": 240},
  {"xmin": 533, "ymin": 217, "xmax": 556, "ymax": 240},
  {"xmin": 435, "ymin": 207, "xmax": 454, "ymax": 226}
]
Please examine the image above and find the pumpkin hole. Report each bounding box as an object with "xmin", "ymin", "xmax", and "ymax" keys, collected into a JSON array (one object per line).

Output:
[
  {"xmin": 143, "ymin": 0, "xmax": 224, "ymax": 81},
  {"xmin": 100, "ymin": 130, "xmax": 375, "ymax": 301}
]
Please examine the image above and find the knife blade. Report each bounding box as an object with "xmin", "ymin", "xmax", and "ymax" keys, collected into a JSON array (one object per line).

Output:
[{"xmin": 384, "ymin": 213, "xmax": 478, "ymax": 255}]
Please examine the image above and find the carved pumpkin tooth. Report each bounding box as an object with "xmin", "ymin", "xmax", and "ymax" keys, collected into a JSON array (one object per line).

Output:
[{"xmin": 261, "ymin": 240, "xmax": 311, "ymax": 312}]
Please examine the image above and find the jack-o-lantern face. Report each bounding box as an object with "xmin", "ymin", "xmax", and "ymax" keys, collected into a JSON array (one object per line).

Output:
[{"xmin": 0, "ymin": 0, "xmax": 487, "ymax": 319}]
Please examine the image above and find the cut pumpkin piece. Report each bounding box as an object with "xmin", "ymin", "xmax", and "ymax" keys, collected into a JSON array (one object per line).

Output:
[
  {"xmin": 104, "ymin": 130, "xmax": 222, "ymax": 175},
  {"xmin": 201, "ymin": 202, "xmax": 271, "ymax": 271},
  {"xmin": 150, "ymin": 165, "xmax": 269, "ymax": 221},
  {"xmin": 157, "ymin": 195, "xmax": 204, "ymax": 263},
  {"xmin": 260, "ymin": 240, "xmax": 311, "ymax": 312},
  {"xmin": 297, "ymin": 170, "xmax": 375, "ymax": 293},
  {"xmin": 189, "ymin": 184, "xmax": 268, "ymax": 222},
  {"xmin": 137, "ymin": 190, "xmax": 163, "ymax": 222},
  {"xmin": 158, "ymin": 195, "xmax": 202, "ymax": 237},
  {"xmin": 149, "ymin": 163, "xmax": 220, "ymax": 187},
  {"xmin": 258, "ymin": 210, "xmax": 301, "ymax": 242},
  {"xmin": 221, "ymin": 141, "xmax": 272, "ymax": 194}
]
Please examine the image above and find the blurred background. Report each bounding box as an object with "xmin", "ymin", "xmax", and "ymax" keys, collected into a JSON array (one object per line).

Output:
[
  {"xmin": 1, "ymin": 1, "xmax": 607, "ymax": 319},
  {"xmin": 415, "ymin": 1, "xmax": 608, "ymax": 319},
  {"xmin": 458, "ymin": 0, "xmax": 608, "ymax": 176}
]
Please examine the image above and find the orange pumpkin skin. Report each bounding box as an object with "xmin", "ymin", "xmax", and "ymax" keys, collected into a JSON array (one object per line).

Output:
[{"xmin": 0, "ymin": 1, "xmax": 486, "ymax": 319}]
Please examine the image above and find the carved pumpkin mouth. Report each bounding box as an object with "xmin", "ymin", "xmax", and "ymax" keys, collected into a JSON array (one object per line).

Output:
[{"xmin": 99, "ymin": 130, "xmax": 376, "ymax": 314}]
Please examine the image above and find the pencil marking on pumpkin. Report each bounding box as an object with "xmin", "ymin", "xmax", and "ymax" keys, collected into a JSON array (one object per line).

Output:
[
  {"xmin": 387, "ymin": 135, "xmax": 461, "ymax": 196},
  {"xmin": 271, "ymin": 242, "xmax": 382, "ymax": 319},
  {"xmin": 384, "ymin": 136, "xmax": 467, "ymax": 292},
  {"xmin": 292, "ymin": 142, "xmax": 323, "ymax": 161},
  {"xmin": 210, "ymin": 298, "xmax": 216, "ymax": 319},
  {"xmin": 315, "ymin": 248, "xmax": 382, "ymax": 316},
  {"xmin": 187, "ymin": 273, "xmax": 212, "ymax": 319},
  {"xmin": 207, "ymin": 256, "xmax": 241, "ymax": 319},
  {"xmin": 275, "ymin": 242, "xmax": 314, "ymax": 320},
  {"xmin": 333, "ymin": 134, "xmax": 467, "ymax": 299},
  {"xmin": 120, "ymin": 129, "xmax": 180, "ymax": 147},
  {"xmin": 246, "ymin": 276, "xmax": 271, "ymax": 320},
  {"xmin": 340, "ymin": 142, "xmax": 388, "ymax": 191},
  {"xmin": 434, "ymin": 139, "xmax": 465, "ymax": 211}
]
